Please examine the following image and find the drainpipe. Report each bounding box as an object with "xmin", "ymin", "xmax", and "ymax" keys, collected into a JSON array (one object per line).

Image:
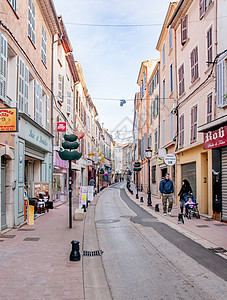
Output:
[
  {"xmin": 51, "ymin": 35, "xmax": 54, "ymax": 202},
  {"xmin": 214, "ymin": 0, "xmax": 218, "ymax": 119}
]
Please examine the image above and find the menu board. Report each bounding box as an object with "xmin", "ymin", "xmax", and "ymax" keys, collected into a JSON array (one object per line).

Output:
[{"xmin": 34, "ymin": 183, "xmax": 50, "ymax": 197}]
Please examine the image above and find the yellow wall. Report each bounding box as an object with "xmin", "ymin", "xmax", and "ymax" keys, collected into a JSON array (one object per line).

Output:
[{"xmin": 176, "ymin": 144, "xmax": 212, "ymax": 216}]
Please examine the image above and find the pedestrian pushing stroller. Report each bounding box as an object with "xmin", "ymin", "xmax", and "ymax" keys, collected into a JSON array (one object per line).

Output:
[{"xmin": 184, "ymin": 194, "xmax": 200, "ymax": 219}]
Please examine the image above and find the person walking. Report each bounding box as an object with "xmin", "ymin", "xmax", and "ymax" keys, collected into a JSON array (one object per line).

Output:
[
  {"xmin": 178, "ymin": 179, "xmax": 193, "ymax": 214},
  {"xmin": 89, "ymin": 178, "xmax": 96, "ymax": 187},
  {"xmin": 159, "ymin": 173, "xmax": 174, "ymax": 216}
]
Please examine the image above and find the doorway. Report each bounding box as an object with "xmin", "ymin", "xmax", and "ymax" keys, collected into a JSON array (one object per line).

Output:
[{"xmin": 1, "ymin": 156, "xmax": 6, "ymax": 230}]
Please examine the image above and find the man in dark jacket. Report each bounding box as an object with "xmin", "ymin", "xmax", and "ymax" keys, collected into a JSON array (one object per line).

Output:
[{"xmin": 159, "ymin": 173, "xmax": 174, "ymax": 216}]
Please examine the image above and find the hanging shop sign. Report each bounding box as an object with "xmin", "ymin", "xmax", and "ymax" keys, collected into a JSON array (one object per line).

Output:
[
  {"xmin": 0, "ymin": 107, "xmax": 18, "ymax": 132},
  {"xmin": 164, "ymin": 154, "xmax": 176, "ymax": 166},
  {"xmin": 204, "ymin": 126, "xmax": 227, "ymax": 150},
  {"xmin": 57, "ymin": 122, "xmax": 66, "ymax": 132}
]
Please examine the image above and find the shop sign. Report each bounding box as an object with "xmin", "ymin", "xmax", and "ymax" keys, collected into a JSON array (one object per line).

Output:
[
  {"xmin": 0, "ymin": 107, "xmax": 18, "ymax": 132},
  {"xmin": 204, "ymin": 126, "xmax": 227, "ymax": 150},
  {"xmin": 164, "ymin": 154, "xmax": 176, "ymax": 166},
  {"xmin": 79, "ymin": 186, "xmax": 88, "ymax": 208},
  {"xmin": 57, "ymin": 122, "xmax": 66, "ymax": 132},
  {"xmin": 25, "ymin": 123, "xmax": 50, "ymax": 151}
]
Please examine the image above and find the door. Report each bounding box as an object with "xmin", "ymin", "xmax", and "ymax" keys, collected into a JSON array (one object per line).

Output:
[
  {"xmin": 222, "ymin": 146, "xmax": 227, "ymax": 221},
  {"xmin": 181, "ymin": 162, "xmax": 196, "ymax": 199},
  {"xmin": 1, "ymin": 156, "xmax": 6, "ymax": 230}
]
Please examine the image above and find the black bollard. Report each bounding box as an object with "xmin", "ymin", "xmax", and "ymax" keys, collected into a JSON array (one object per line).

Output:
[
  {"xmin": 178, "ymin": 213, "xmax": 184, "ymax": 224},
  {"xmin": 82, "ymin": 204, "xmax": 86, "ymax": 212},
  {"xmin": 70, "ymin": 240, "xmax": 81, "ymax": 261},
  {"xmin": 140, "ymin": 196, "xmax": 143, "ymax": 203}
]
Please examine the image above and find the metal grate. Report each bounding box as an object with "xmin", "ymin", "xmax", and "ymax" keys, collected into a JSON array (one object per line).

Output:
[
  {"xmin": 18, "ymin": 229, "xmax": 35, "ymax": 231},
  {"xmin": 23, "ymin": 237, "xmax": 40, "ymax": 241},
  {"xmin": 0, "ymin": 235, "xmax": 16, "ymax": 238},
  {"xmin": 83, "ymin": 250, "xmax": 103, "ymax": 257},
  {"xmin": 214, "ymin": 224, "xmax": 227, "ymax": 227},
  {"xmin": 196, "ymin": 225, "xmax": 209, "ymax": 228},
  {"xmin": 0, "ymin": 240, "xmax": 4, "ymax": 242},
  {"xmin": 208, "ymin": 247, "xmax": 227, "ymax": 254}
]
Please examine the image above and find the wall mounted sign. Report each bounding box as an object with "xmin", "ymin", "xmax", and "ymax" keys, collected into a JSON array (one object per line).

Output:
[
  {"xmin": 0, "ymin": 107, "xmax": 18, "ymax": 132},
  {"xmin": 57, "ymin": 122, "xmax": 66, "ymax": 132},
  {"xmin": 164, "ymin": 154, "xmax": 176, "ymax": 166},
  {"xmin": 204, "ymin": 126, "xmax": 227, "ymax": 150}
]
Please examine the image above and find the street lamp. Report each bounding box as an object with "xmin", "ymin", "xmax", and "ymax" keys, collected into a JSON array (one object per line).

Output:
[{"xmin": 145, "ymin": 147, "xmax": 152, "ymax": 206}]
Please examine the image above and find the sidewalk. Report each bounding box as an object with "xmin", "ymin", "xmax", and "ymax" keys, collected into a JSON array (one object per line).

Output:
[
  {"xmin": 126, "ymin": 183, "xmax": 227, "ymax": 257},
  {"xmin": 0, "ymin": 203, "xmax": 84, "ymax": 300}
]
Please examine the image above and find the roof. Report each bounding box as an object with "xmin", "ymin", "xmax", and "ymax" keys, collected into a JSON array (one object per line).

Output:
[{"xmin": 38, "ymin": 0, "xmax": 61, "ymax": 35}]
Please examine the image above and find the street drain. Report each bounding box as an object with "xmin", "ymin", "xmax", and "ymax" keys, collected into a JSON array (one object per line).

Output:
[
  {"xmin": 0, "ymin": 235, "xmax": 16, "ymax": 238},
  {"xmin": 196, "ymin": 225, "xmax": 209, "ymax": 228},
  {"xmin": 23, "ymin": 237, "xmax": 40, "ymax": 241},
  {"xmin": 83, "ymin": 250, "xmax": 103, "ymax": 256},
  {"xmin": 96, "ymin": 219, "xmax": 120, "ymax": 224},
  {"xmin": 208, "ymin": 247, "xmax": 227, "ymax": 254},
  {"xmin": 18, "ymin": 229, "xmax": 35, "ymax": 231}
]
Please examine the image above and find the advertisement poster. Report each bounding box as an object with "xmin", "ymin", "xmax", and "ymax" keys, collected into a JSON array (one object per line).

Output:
[
  {"xmin": 0, "ymin": 107, "xmax": 18, "ymax": 132},
  {"xmin": 79, "ymin": 186, "xmax": 88, "ymax": 208},
  {"xmin": 87, "ymin": 186, "xmax": 94, "ymax": 202}
]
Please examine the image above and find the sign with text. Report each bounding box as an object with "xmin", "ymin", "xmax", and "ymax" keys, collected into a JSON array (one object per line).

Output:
[
  {"xmin": 57, "ymin": 122, "xmax": 66, "ymax": 132},
  {"xmin": 79, "ymin": 186, "xmax": 88, "ymax": 208},
  {"xmin": 164, "ymin": 154, "xmax": 176, "ymax": 166},
  {"xmin": 204, "ymin": 126, "xmax": 227, "ymax": 150},
  {"xmin": 0, "ymin": 107, "xmax": 18, "ymax": 132}
]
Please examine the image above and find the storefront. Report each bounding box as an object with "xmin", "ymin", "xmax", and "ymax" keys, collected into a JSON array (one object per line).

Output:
[
  {"xmin": 53, "ymin": 150, "xmax": 68, "ymax": 205},
  {"xmin": 14, "ymin": 114, "xmax": 53, "ymax": 226}
]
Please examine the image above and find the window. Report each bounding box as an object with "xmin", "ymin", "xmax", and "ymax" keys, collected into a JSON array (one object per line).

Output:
[
  {"xmin": 35, "ymin": 81, "xmax": 42, "ymax": 125},
  {"xmin": 153, "ymin": 99, "xmax": 156, "ymax": 118},
  {"xmin": 181, "ymin": 15, "xmax": 188, "ymax": 45},
  {"xmin": 7, "ymin": 0, "xmax": 17, "ymax": 12},
  {"xmin": 148, "ymin": 135, "xmax": 152, "ymax": 148},
  {"xmin": 41, "ymin": 25, "xmax": 47, "ymax": 65},
  {"xmin": 216, "ymin": 60, "xmax": 226, "ymax": 107},
  {"xmin": 178, "ymin": 64, "xmax": 185, "ymax": 96},
  {"xmin": 200, "ymin": 0, "xmax": 213, "ymax": 19},
  {"xmin": 156, "ymin": 96, "xmax": 158, "ymax": 115},
  {"xmin": 162, "ymin": 43, "xmax": 165, "ymax": 67},
  {"xmin": 169, "ymin": 27, "xmax": 172, "ymax": 51},
  {"xmin": 179, "ymin": 114, "xmax": 184, "ymax": 147},
  {"xmin": 191, "ymin": 105, "xmax": 198, "ymax": 143},
  {"xmin": 162, "ymin": 119, "xmax": 165, "ymax": 147},
  {"xmin": 67, "ymin": 91, "xmax": 71, "ymax": 114},
  {"xmin": 190, "ymin": 46, "xmax": 199, "ymax": 83},
  {"xmin": 0, "ymin": 33, "xmax": 7, "ymax": 101},
  {"xmin": 170, "ymin": 64, "xmax": 173, "ymax": 93},
  {"xmin": 149, "ymin": 83, "xmax": 152, "ymax": 96},
  {"xmin": 150, "ymin": 101, "xmax": 153, "ymax": 122},
  {"xmin": 152, "ymin": 165, "xmax": 156, "ymax": 183},
  {"xmin": 18, "ymin": 57, "xmax": 29, "ymax": 114},
  {"xmin": 28, "ymin": 0, "xmax": 35, "ymax": 45},
  {"xmin": 154, "ymin": 130, "xmax": 158, "ymax": 152},
  {"xmin": 46, "ymin": 95, "xmax": 50, "ymax": 130},
  {"xmin": 163, "ymin": 79, "xmax": 165, "ymax": 105},
  {"xmin": 207, "ymin": 26, "xmax": 212, "ymax": 67},
  {"xmin": 58, "ymin": 74, "xmax": 64, "ymax": 102},
  {"xmin": 207, "ymin": 93, "xmax": 212, "ymax": 123}
]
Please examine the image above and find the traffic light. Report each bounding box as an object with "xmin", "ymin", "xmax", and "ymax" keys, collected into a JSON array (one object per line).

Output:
[{"xmin": 58, "ymin": 134, "xmax": 82, "ymax": 161}]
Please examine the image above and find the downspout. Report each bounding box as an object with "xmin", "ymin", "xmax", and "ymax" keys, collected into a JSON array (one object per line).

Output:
[
  {"xmin": 51, "ymin": 35, "xmax": 54, "ymax": 202},
  {"xmin": 158, "ymin": 62, "xmax": 161, "ymax": 153},
  {"xmin": 174, "ymin": 27, "xmax": 179, "ymax": 152},
  {"xmin": 214, "ymin": 0, "xmax": 218, "ymax": 119}
]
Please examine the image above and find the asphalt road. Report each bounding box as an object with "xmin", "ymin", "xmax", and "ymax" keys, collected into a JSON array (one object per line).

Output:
[{"xmin": 92, "ymin": 183, "xmax": 226, "ymax": 300}]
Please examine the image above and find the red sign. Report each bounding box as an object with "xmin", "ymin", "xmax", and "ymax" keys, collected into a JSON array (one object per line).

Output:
[
  {"xmin": 204, "ymin": 125, "xmax": 227, "ymax": 150},
  {"xmin": 57, "ymin": 122, "xmax": 66, "ymax": 132},
  {"xmin": 74, "ymin": 131, "xmax": 84, "ymax": 139}
]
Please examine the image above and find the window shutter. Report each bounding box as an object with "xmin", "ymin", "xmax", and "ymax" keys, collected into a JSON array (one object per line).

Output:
[
  {"xmin": 194, "ymin": 106, "xmax": 197, "ymax": 141},
  {"xmin": 162, "ymin": 119, "xmax": 165, "ymax": 147},
  {"xmin": 195, "ymin": 46, "xmax": 199, "ymax": 80},
  {"xmin": 67, "ymin": 91, "xmax": 71, "ymax": 114},
  {"xmin": 0, "ymin": 34, "xmax": 8, "ymax": 101},
  {"xmin": 200, "ymin": 0, "xmax": 206, "ymax": 19},
  {"xmin": 170, "ymin": 112, "xmax": 173, "ymax": 141},
  {"xmin": 32, "ymin": 0, "xmax": 35, "ymax": 44},
  {"xmin": 35, "ymin": 81, "xmax": 39, "ymax": 123},
  {"xmin": 41, "ymin": 25, "xmax": 47, "ymax": 65},
  {"xmin": 163, "ymin": 79, "xmax": 165, "ymax": 105},
  {"xmin": 150, "ymin": 104, "xmax": 152, "ymax": 122},
  {"xmin": 153, "ymin": 100, "xmax": 155, "ymax": 118},
  {"xmin": 216, "ymin": 60, "xmax": 224, "ymax": 107},
  {"xmin": 156, "ymin": 96, "xmax": 158, "ymax": 115},
  {"xmin": 24, "ymin": 65, "xmax": 29, "ymax": 114},
  {"xmin": 182, "ymin": 115, "xmax": 184, "ymax": 146},
  {"xmin": 58, "ymin": 74, "xmax": 62, "ymax": 101},
  {"xmin": 39, "ymin": 84, "xmax": 42, "ymax": 125},
  {"xmin": 181, "ymin": 16, "xmax": 188, "ymax": 45},
  {"xmin": 46, "ymin": 95, "xmax": 50, "ymax": 130},
  {"xmin": 191, "ymin": 108, "xmax": 194, "ymax": 142},
  {"xmin": 191, "ymin": 50, "xmax": 195, "ymax": 83},
  {"xmin": 18, "ymin": 57, "xmax": 25, "ymax": 112},
  {"xmin": 207, "ymin": 27, "xmax": 212, "ymax": 66}
]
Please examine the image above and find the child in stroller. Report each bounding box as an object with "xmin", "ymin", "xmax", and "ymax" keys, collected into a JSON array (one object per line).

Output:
[{"xmin": 184, "ymin": 194, "xmax": 200, "ymax": 219}]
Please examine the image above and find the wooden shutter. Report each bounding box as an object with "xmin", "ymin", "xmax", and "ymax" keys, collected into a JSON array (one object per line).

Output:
[
  {"xmin": 194, "ymin": 105, "xmax": 197, "ymax": 141},
  {"xmin": 216, "ymin": 60, "xmax": 224, "ymax": 107},
  {"xmin": 156, "ymin": 96, "xmax": 158, "ymax": 115},
  {"xmin": 200, "ymin": 0, "xmax": 206, "ymax": 19},
  {"xmin": 207, "ymin": 27, "xmax": 212, "ymax": 66},
  {"xmin": 195, "ymin": 46, "xmax": 199, "ymax": 80},
  {"xmin": 0, "ymin": 34, "xmax": 7, "ymax": 101},
  {"xmin": 179, "ymin": 64, "xmax": 184, "ymax": 96},
  {"xmin": 24, "ymin": 65, "xmax": 29, "ymax": 114},
  {"xmin": 41, "ymin": 25, "xmax": 47, "ymax": 65},
  {"xmin": 181, "ymin": 15, "xmax": 188, "ymax": 45},
  {"xmin": 153, "ymin": 99, "xmax": 155, "ymax": 118},
  {"xmin": 191, "ymin": 49, "xmax": 195, "ymax": 83},
  {"xmin": 35, "ymin": 81, "xmax": 39, "ymax": 123},
  {"xmin": 150, "ymin": 104, "xmax": 152, "ymax": 122},
  {"xmin": 18, "ymin": 57, "xmax": 25, "ymax": 112},
  {"xmin": 46, "ymin": 95, "xmax": 50, "ymax": 130},
  {"xmin": 67, "ymin": 91, "xmax": 71, "ymax": 114},
  {"xmin": 191, "ymin": 108, "xmax": 194, "ymax": 142},
  {"xmin": 207, "ymin": 93, "xmax": 212, "ymax": 123}
]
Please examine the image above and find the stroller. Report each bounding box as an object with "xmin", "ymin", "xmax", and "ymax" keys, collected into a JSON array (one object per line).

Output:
[{"xmin": 184, "ymin": 194, "xmax": 200, "ymax": 219}]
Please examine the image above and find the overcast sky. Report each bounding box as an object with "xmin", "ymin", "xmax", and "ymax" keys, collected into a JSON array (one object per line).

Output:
[{"xmin": 54, "ymin": 0, "xmax": 171, "ymax": 141}]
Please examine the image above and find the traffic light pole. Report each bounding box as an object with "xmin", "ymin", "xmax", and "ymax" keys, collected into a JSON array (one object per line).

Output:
[
  {"xmin": 69, "ymin": 160, "xmax": 72, "ymax": 228},
  {"xmin": 136, "ymin": 171, "xmax": 139, "ymax": 199}
]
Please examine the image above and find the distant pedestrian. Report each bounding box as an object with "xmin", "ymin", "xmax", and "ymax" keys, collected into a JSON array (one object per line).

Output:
[
  {"xmin": 159, "ymin": 173, "xmax": 174, "ymax": 216},
  {"xmin": 89, "ymin": 178, "xmax": 96, "ymax": 187},
  {"xmin": 178, "ymin": 179, "xmax": 193, "ymax": 214}
]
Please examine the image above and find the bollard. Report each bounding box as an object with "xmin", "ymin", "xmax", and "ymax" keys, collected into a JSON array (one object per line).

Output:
[
  {"xmin": 178, "ymin": 213, "xmax": 184, "ymax": 224},
  {"xmin": 140, "ymin": 196, "xmax": 143, "ymax": 203},
  {"xmin": 70, "ymin": 240, "xmax": 81, "ymax": 261},
  {"xmin": 82, "ymin": 204, "xmax": 86, "ymax": 212}
]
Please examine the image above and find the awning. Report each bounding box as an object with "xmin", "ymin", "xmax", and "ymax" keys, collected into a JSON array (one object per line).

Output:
[{"xmin": 198, "ymin": 115, "xmax": 227, "ymax": 133}]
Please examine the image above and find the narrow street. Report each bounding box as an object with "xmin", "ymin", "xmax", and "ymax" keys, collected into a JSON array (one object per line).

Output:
[{"xmin": 84, "ymin": 183, "xmax": 227, "ymax": 300}]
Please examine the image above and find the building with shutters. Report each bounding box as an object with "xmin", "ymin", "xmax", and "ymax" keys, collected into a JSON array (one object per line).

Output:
[
  {"xmin": 198, "ymin": 0, "xmax": 227, "ymax": 221},
  {"xmin": 52, "ymin": 16, "xmax": 80, "ymax": 204},
  {"xmin": 0, "ymin": 0, "xmax": 61, "ymax": 230},
  {"xmin": 168, "ymin": 0, "xmax": 217, "ymax": 216}
]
